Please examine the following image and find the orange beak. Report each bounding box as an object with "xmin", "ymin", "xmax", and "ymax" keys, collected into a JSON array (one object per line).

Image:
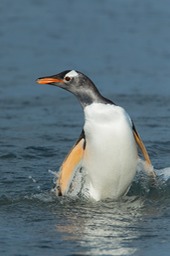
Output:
[{"xmin": 36, "ymin": 77, "xmax": 63, "ymax": 84}]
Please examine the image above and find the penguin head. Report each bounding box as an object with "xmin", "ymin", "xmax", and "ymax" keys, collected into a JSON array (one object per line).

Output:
[
  {"xmin": 36, "ymin": 70, "xmax": 105, "ymax": 107},
  {"xmin": 37, "ymin": 70, "xmax": 84, "ymax": 91}
]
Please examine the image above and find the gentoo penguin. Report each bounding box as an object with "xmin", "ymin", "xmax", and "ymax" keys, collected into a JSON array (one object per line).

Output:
[{"xmin": 36, "ymin": 70, "xmax": 156, "ymax": 201}]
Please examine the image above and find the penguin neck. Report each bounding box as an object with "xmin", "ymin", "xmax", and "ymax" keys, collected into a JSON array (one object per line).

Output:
[{"xmin": 75, "ymin": 89, "xmax": 114, "ymax": 108}]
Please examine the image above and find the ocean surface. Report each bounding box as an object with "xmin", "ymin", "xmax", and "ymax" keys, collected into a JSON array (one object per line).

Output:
[{"xmin": 0, "ymin": 0, "xmax": 170, "ymax": 255}]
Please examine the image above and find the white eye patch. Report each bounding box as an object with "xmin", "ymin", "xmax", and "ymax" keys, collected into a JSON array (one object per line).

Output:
[{"xmin": 65, "ymin": 70, "xmax": 78, "ymax": 78}]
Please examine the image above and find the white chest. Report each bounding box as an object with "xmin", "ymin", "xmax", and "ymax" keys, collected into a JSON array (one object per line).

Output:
[{"xmin": 83, "ymin": 103, "xmax": 138, "ymax": 200}]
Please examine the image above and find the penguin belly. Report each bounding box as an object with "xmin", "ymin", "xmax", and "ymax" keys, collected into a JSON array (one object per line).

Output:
[{"xmin": 83, "ymin": 103, "xmax": 138, "ymax": 201}]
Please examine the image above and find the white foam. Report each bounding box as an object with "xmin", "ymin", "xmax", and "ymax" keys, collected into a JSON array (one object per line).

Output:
[
  {"xmin": 156, "ymin": 167, "xmax": 170, "ymax": 181},
  {"xmin": 137, "ymin": 160, "xmax": 170, "ymax": 182}
]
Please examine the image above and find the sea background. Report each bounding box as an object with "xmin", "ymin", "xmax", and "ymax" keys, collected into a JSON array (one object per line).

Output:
[{"xmin": 0, "ymin": 0, "xmax": 170, "ymax": 255}]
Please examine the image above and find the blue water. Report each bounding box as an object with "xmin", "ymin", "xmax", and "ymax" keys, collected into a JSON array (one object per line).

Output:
[{"xmin": 0, "ymin": 0, "xmax": 170, "ymax": 255}]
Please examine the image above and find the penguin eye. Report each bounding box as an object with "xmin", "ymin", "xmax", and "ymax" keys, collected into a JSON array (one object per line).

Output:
[{"xmin": 64, "ymin": 76, "xmax": 71, "ymax": 82}]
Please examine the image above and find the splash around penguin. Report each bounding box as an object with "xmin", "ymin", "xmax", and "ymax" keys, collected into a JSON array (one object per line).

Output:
[{"xmin": 36, "ymin": 70, "xmax": 156, "ymax": 201}]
